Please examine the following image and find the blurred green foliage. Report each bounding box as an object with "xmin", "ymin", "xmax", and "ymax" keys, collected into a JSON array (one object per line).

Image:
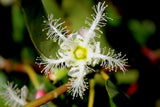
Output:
[
  {"xmin": 21, "ymin": 47, "xmax": 35, "ymax": 62},
  {"xmin": 115, "ymin": 69, "xmax": 139, "ymax": 84},
  {"xmin": 128, "ymin": 19, "xmax": 156, "ymax": 45},
  {"xmin": 107, "ymin": 4, "xmax": 122, "ymax": 27},
  {"xmin": 12, "ymin": 4, "xmax": 25, "ymax": 44},
  {"xmin": 0, "ymin": 72, "xmax": 9, "ymax": 107}
]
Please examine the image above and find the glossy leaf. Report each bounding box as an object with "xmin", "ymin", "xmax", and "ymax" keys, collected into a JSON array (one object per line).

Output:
[
  {"xmin": 16, "ymin": 0, "xmax": 60, "ymax": 58},
  {"xmin": 109, "ymin": 97, "xmax": 117, "ymax": 107},
  {"xmin": 105, "ymin": 79, "xmax": 133, "ymax": 107},
  {"xmin": 12, "ymin": 4, "xmax": 25, "ymax": 44},
  {"xmin": 42, "ymin": 0, "xmax": 63, "ymax": 18}
]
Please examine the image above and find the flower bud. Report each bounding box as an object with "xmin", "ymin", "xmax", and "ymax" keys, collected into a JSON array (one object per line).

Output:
[{"xmin": 35, "ymin": 90, "xmax": 46, "ymax": 99}]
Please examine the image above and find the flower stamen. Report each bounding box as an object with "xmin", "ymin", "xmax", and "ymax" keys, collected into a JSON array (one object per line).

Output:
[{"xmin": 73, "ymin": 46, "xmax": 88, "ymax": 60}]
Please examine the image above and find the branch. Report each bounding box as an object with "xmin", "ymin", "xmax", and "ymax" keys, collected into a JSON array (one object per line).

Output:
[
  {"xmin": 100, "ymin": 70, "xmax": 110, "ymax": 80},
  {"xmin": 23, "ymin": 82, "xmax": 69, "ymax": 107},
  {"xmin": 88, "ymin": 79, "xmax": 95, "ymax": 107}
]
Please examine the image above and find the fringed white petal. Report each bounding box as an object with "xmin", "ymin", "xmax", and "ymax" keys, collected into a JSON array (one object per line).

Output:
[
  {"xmin": 43, "ymin": 14, "xmax": 68, "ymax": 44},
  {"xmin": 67, "ymin": 65, "xmax": 88, "ymax": 99},
  {"xmin": 92, "ymin": 49, "xmax": 127, "ymax": 72},
  {"xmin": 68, "ymin": 76, "xmax": 88, "ymax": 99},
  {"xmin": 84, "ymin": 2, "xmax": 107, "ymax": 44},
  {"xmin": 91, "ymin": 42, "xmax": 101, "ymax": 66},
  {"xmin": 36, "ymin": 56, "xmax": 69, "ymax": 76},
  {"xmin": 20, "ymin": 86, "xmax": 28, "ymax": 100}
]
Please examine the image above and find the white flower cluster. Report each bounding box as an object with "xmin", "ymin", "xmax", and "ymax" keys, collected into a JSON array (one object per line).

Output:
[
  {"xmin": 38, "ymin": 2, "xmax": 127, "ymax": 99},
  {"xmin": 0, "ymin": 82, "xmax": 28, "ymax": 107}
]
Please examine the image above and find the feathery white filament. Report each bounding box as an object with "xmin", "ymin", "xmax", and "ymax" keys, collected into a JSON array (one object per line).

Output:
[
  {"xmin": 84, "ymin": 2, "xmax": 108, "ymax": 44},
  {"xmin": 36, "ymin": 56, "xmax": 70, "ymax": 76},
  {"xmin": 92, "ymin": 49, "xmax": 127, "ymax": 72},
  {"xmin": 68, "ymin": 64, "xmax": 88, "ymax": 99},
  {"xmin": 43, "ymin": 15, "xmax": 68, "ymax": 43},
  {"xmin": 0, "ymin": 82, "xmax": 28, "ymax": 107}
]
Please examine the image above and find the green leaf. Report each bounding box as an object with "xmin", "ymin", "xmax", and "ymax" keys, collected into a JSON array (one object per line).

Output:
[
  {"xmin": 105, "ymin": 79, "xmax": 132, "ymax": 107},
  {"xmin": 109, "ymin": 97, "xmax": 117, "ymax": 107},
  {"xmin": 106, "ymin": 80, "xmax": 119, "ymax": 98},
  {"xmin": 41, "ymin": 0, "xmax": 63, "ymax": 18},
  {"xmin": 16, "ymin": 0, "xmax": 60, "ymax": 58},
  {"xmin": 12, "ymin": 4, "xmax": 25, "ymax": 44}
]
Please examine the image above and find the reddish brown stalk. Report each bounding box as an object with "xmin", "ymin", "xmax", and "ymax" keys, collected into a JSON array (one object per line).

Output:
[{"xmin": 23, "ymin": 82, "xmax": 69, "ymax": 107}]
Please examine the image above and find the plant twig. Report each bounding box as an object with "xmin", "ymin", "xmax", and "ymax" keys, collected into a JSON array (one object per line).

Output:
[
  {"xmin": 24, "ymin": 65, "xmax": 40, "ymax": 90},
  {"xmin": 100, "ymin": 70, "xmax": 110, "ymax": 80},
  {"xmin": 88, "ymin": 79, "xmax": 95, "ymax": 107},
  {"xmin": 23, "ymin": 82, "xmax": 69, "ymax": 107}
]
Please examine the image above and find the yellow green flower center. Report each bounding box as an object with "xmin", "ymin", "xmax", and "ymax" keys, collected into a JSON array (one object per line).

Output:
[{"xmin": 73, "ymin": 46, "xmax": 87, "ymax": 60}]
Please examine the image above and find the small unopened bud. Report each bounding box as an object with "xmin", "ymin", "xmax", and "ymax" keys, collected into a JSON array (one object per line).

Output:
[{"xmin": 35, "ymin": 90, "xmax": 46, "ymax": 99}]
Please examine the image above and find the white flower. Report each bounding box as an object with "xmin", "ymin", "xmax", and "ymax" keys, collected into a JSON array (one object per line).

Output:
[
  {"xmin": 38, "ymin": 2, "xmax": 127, "ymax": 99},
  {"xmin": 0, "ymin": 82, "xmax": 28, "ymax": 107}
]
